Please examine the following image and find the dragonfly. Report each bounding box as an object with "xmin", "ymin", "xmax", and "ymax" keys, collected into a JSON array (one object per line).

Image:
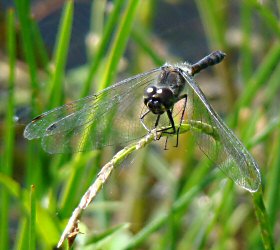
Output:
[{"xmin": 24, "ymin": 51, "xmax": 261, "ymax": 192}]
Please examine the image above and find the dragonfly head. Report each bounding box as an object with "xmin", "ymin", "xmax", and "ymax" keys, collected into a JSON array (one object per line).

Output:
[{"xmin": 144, "ymin": 86, "xmax": 175, "ymax": 114}]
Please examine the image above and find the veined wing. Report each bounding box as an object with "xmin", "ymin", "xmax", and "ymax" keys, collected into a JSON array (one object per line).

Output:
[
  {"xmin": 24, "ymin": 68, "xmax": 162, "ymax": 153},
  {"xmin": 181, "ymin": 70, "xmax": 261, "ymax": 192}
]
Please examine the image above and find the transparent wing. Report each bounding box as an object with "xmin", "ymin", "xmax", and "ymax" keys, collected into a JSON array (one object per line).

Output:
[
  {"xmin": 182, "ymin": 71, "xmax": 261, "ymax": 192},
  {"xmin": 24, "ymin": 68, "xmax": 172, "ymax": 153}
]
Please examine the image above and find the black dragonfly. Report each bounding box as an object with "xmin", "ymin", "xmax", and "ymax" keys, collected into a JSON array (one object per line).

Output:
[{"xmin": 24, "ymin": 51, "xmax": 261, "ymax": 192}]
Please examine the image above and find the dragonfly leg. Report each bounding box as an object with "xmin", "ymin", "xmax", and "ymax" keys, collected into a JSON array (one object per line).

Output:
[
  {"xmin": 154, "ymin": 114, "xmax": 162, "ymax": 140},
  {"xmin": 154, "ymin": 114, "xmax": 161, "ymax": 127},
  {"xmin": 164, "ymin": 110, "xmax": 176, "ymax": 134},
  {"xmin": 140, "ymin": 110, "xmax": 151, "ymax": 132},
  {"xmin": 163, "ymin": 107, "xmax": 175, "ymax": 149},
  {"xmin": 174, "ymin": 94, "xmax": 188, "ymax": 147},
  {"xmin": 156, "ymin": 108, "xmax": 176, "ymax": 134}
]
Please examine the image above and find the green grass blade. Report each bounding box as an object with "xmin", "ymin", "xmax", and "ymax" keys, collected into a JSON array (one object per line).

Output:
[
  {"xmin": 31, "ymin": 20, "xmax": 51, "ymax": 72},
  {"xmin": 264, "ymin": 63, "xmax": 280, "ymax": 108},
  {"xmin": 124, "ymin": 172, "xmax": 217, "ymax": 249},
  {"xmin": 0, "ymin": 9, "xmax": 16, "ymax": 250},
  {"xmin": 131, "ymin": 28, "xmax": 165, "ymax": 66},
  {"xmin": 267, "ymin": 133, "xmax": 280, "ymax": 229},
  {"xmin": 47, "ymin": 0, "xmax": 74, "ymax": 108},
  {"xmin": 247, "ymin": 117, "xmax": 280, "ymax": 149},
  {"xmin": 197, "ymin": 182, "xmax": 234, "ymax": 249},
  {"xmin": 195, "ymin": 0, "xmax": 237, "ymax": 108},
  {"xmin": 195, "ymin": 0, "xmax": 226, "ymax": 49},
  {"xmin": 0, "ymin": 174, "xmax": 61, "ymax": 248},
  {"xmin": 58, "ymin": 155, "xmax": 97, "ymax": 216},
  {"xmin": 247, "ymin": 0, "xmax": 280, "ymax": 38},
  {"xmin": 14, "ymin": 219, "xmax": 29, "ymax": 250},
  {"xmin": 237, "ymin": 43, "xmax": 280, "ymax": 108},
  {"xmin": 252, "ymin": 190, "xmax": 275, "ymax": 250},
  {"xmin": 3, "ymin": 8, "xmax": 16, "ymax": 175},
  {"xmin": 82, "ymin": 0, "xmax": 126, "ymax": 96},
  {"xmin": 14, "ymin": 0, "xmax": 39, "ymax": 108},
  {"xmin": 240, "ymin": 2, "xmax": 254, "ymax": 82},
  {"xmin": 29, "ymin": 185, "xmax": 36, "ymax": 250},
  {"xmin": 98, "ymin": 0, "xmax": 140, "ymax": 90},
  {"xmin": 87, "ymin": 0, "xmax": 106, "ymax": 57}
]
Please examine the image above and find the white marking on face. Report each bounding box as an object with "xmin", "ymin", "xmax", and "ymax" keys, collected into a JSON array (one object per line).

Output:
[
  {"xmin": 157, "ymin": 88, "xmax": 163, "ymax": 94},
  {"xmin": 147, "ymin": 87, "xmax": 154, "ymax": 93}
]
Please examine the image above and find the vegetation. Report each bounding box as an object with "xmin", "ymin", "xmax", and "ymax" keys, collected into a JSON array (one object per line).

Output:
[{"xmin": 0, "ymin": 0, "xmax": 280, "ymax": 249}]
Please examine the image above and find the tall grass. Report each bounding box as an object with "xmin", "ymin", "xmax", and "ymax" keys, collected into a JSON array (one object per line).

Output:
[{"xmin": 0, "ymin": 0, "xmax": 279, "ymax": 249}]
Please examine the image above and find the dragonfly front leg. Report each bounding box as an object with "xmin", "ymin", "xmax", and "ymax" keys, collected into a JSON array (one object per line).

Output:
[
  {"xmin": 140, "ymin": 110, "xmax": 151, "ymax": 132},
  {"xmin": 175, "ymin": 94, "xmax": 188, "ymax": 147}
]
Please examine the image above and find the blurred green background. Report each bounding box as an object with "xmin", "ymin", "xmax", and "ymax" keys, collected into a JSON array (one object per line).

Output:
[{"xmin": 0, "ymin": 0, "xmax": 280, "ymax": 249}]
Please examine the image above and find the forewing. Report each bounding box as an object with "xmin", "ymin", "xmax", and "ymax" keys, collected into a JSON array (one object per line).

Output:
[
  {"xmin": 24, "ymin": 68, "xmax": 163, "ymax": 153},
  {"xmin": 182, "ymin": 71, "xmax": 261, "ymax": 192}
]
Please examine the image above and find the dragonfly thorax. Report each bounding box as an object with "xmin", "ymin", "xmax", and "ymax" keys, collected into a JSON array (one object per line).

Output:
[{"xmin": 158, "ymin": 67, "xmax": 186, "ymax": 95}]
